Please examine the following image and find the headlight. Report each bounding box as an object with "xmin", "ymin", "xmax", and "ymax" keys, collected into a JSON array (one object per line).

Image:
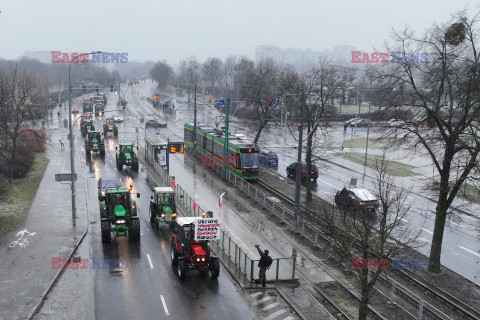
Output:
[
  {"xmin": 161, "ymin": 214, "xmax": 165, "ymax": 218},
  {"xmin": 116, "ymin": 219, "xmax": 125, "ymax": 224},
  {"xmin": 196, "ymin": 258, "xmax": 200, "ymax": 262},
  {"xmin": 201, "ymin": 258, "xmax": 205, "ymax": 261}
]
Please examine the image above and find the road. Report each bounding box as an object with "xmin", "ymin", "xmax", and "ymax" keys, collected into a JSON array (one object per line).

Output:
[
  {"xmin": 33, "ymin": 84, "xmax": 301, "ymax": 320},
  {"xmin": 134, "ymin": 83, "xmax": 480, "ymax": 286}
]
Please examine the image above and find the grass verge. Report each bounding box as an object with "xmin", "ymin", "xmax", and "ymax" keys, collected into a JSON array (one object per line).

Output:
[
  {"xmin": 0, "ymin": 153, "xmax": 49, "ymax": 238},
  {"xmin": 341, "ymin": 137, "xmax": 390, "ymax": 149},
  {"xmin": 335, "ymin": 152, "xmax": 418, "ymax": 177}
]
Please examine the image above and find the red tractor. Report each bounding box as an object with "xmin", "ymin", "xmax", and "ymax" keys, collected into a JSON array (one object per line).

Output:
[
  {"xmin": 103, "ymin": 117, "xmax": 118, "ymax": 137},
  {"xmin": 170, "ymin": 217, "xmax": 220, "ymax": 280}
]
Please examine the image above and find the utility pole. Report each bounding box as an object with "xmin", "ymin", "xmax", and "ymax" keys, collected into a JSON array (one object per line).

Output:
[
  {"xmin": 294, "ymin": 94, "xmax": 304, "ymax": 230},
  {"xmin": 193, "ymin": 83, "xmax": 197, "ymax": 148},
  {"xmin": 223, "ymin": 98, "xmax": 230, "ymax": 180},
  {"xmin": 364, "ymin": 102, "xmax": 371, "ymax": 166}
]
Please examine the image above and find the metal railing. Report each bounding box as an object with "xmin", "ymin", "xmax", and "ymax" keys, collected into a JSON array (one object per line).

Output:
[
  {"xmin": 139, "ymin": 147, "xmax": 296, "ymax": 281},
  {"xmin": 210, "ymin": 161, "xmax": 454, "ymax": 320}
]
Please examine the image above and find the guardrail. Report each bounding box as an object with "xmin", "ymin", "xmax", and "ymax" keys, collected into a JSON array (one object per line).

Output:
[
  {"xmin": 207, "ymin": 160, "xmax": 454, "ymax": 320},
  {"xmin": 139, "ymin": 147, "xmax": 296, "ymax": 281}
]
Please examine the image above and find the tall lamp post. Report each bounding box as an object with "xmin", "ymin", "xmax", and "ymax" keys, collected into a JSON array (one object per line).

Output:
[{"xmin": 67, "ymin": 51, "xmax": 101, "ymax": 220}]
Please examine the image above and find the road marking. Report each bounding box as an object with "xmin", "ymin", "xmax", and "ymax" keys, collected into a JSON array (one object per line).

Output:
[
  {"xmin": 401, "ymin": 218, "xmax": 409, "ymax": 223},
  {"xmin": 146, "ymin": 254, "xmax": 153, "ymax": 269},
  {"xmin": 160, "ymin": 295, "xmax": 169, "ymax": 315},
  {"xmin": 421, "ymin": 228, "xmax": 433, "ymax": 235},
  {"xmin": 316, "ymin": 177, "xmax": 341, "ymax": 191},
  {"xmin": 264, "ymin": 308, "xmax": 287, "ymax": 320},
  {"xmin": 250, "ymin": 292, "xmax": 263, "ymax": 298},
  {"xmin": 253, "ymin": 296, "xmax": 272, "ymax": 306},
  {"xmin": 283, "ymin": 317, "xmax": 295, "ymax": 320},
  {"xmin": 459, "ymin": 246, "xmax": 480, "ymax": 258},
  {"xmin": 417, "ymin": 237, "xmax": 431, "ymax": 243},
  {"xmin": 259, "ymin": 302, "xmax": 280, "ymax": 312}
]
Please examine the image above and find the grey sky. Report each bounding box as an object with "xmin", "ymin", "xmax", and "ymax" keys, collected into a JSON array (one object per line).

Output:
[{"xmin": 1, "ymin": 0, "xmax": 478, "ymax": 64}]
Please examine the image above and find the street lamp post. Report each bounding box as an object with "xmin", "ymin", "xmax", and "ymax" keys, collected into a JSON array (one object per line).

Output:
[{"xmin": 67, "ymin": 51, "xmax": 101, "ymax": 221}]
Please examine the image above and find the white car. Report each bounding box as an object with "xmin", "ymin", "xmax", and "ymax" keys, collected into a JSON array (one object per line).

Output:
[
  {"xmin": 235, "ymin": 134, "xmax": 247, "ymax": 141},
  {"xmin": 112, "ymin": 115, "xmax": 123, "ymax": 123},
  {"xmin": 387, "ymin": 119, "xmax": 405, "ymax": 128}
]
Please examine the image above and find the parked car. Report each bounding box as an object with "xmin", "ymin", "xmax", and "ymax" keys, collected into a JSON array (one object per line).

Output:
[
  {"xmin": 351, "ymin": 118, "xmax": 372, "ymax": 127},
  {"xmin": 286, "ymin": 162, "xmax": 318, "ymax": 182},
  {"xmin": 259, "ymin": 150, "xmax": 278, "ymax": 167},
  {"xmin": 334, "ymin": 187, "xmax": 379, "ymax": 212},
  {"xmin": 386, "ymin": 119, "xmax": 405, "ymax": 128},
  {"xmin": 145, "ymin": 119, "xmax": 167, "ymax": 128},
  {"xmin": 234, "ymin": 134, "xmax": 247, "ymax": 141},
  {"xmin": 112, "ymin": 115, "xmax": 123, "ymax": 123},
  {"xmin": 97, "ymin": 177, "xmax": 120, "ymax": 200},
  {"xmin": 344, "ymin": 117, "xmax": 361, "ymax": 126}
]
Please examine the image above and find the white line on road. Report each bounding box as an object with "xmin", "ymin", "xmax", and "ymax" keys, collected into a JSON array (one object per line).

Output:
[
  {"xmin": 259, "ymin": 302, "xmax": 280, "ymax": 312},
  {"xmin": 160, "ymin": 295, "xmax": 169, "ymax": 315},
  {"xmin": 421, "ymin": 228, "xmax": 433, "ymax": 235},
  {"xmin": 146, "ymin": 254, "xmax": 153, "ymax": 269},
  {"xmin": 316, "ymin": 177, "xmax": 341, "ymax": 191},
  {"xmin": 458, "ymin": 246, "xmax": 480, "ymax": 258},
  {"xmin": 250, "ymin": 292, "xmax": 263, "ymax": 298},
  {"xmin": 418, "ymin": 237, "xmax": 431, "ymax": 243},
  {"xmin": 253, "ymin": 296, "xmax": 272, "ymax": 306},
  {"xmin": 264, "ymin": 308, "xmax": 287, "ymax": 320}
]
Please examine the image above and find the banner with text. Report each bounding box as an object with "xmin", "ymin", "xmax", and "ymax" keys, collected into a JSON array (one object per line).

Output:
[{"xmin": 194, "ymin": 218, "xmax": 221, "ymax": 241}]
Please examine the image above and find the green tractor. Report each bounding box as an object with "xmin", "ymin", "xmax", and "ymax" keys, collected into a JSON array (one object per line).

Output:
[
  {"xmin": 116, "ymin": 142, "xmax": 139, "ymax": 171},
  {"xmin": 85, "ymin": 131, "xmax": 105, "ymax": 158},
  {"xmin": 99, "ymin": 187, "xmax": 140, "ymax": 242},
  {"xmin": 82, "ymin": 101, "xmax": 93, "ymax": 114},
  {"xmin": 81, "ymin": 118, "xmax": 95, "ymax": 137},
  {"xmin": 149, "ymin": 187, "xmax": 177, "ymax": 228}
]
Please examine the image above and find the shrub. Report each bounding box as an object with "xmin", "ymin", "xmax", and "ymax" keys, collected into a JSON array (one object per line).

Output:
[
  {"xmin": 19, "ymin": 130, "xmax": 46, "ymax": 152},
  {"xmin": 1, "ymin": 148, "xmax": 34, "ymax": 179},
  {"xmin": 0, "ymin": 173, "xmax": 9, "ymax": 199}
]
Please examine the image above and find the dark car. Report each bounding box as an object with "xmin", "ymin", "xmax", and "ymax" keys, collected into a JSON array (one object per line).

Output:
[
  {"xmin": 286, "ymin": 162, "xmax": 318, "ymax": 182},
  {"xmin": 334, "ymin": 187, "xmax": 379, "ymax": 212},
  {"xmin": 145, "ymin": 119, "xmax": 167, "ymax": 128},
  {"xmin": 97, "ymin": 177, "xmax": 120, "ymax": 200},
  {"xmin": 349, "ymin": 118, "xmax": 371, "ymax": 127},
  {"xmin": 259, "ymin": 150, "xmax": 278, "ymax": 166}
]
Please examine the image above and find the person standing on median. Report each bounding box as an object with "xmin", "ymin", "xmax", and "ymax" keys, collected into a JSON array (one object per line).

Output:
[{"xmin": 253, "ymin": 244, "xmax": 272, "ymax": 287}]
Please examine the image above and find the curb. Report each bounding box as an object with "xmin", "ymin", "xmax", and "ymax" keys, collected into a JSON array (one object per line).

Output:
[
  {"xmin": 25, "ymin": 226, "xmax": 88, "ymax": 320},
  {"xmin": 276, "ymin": 286, "xmax": 309, "ymax": 320}
]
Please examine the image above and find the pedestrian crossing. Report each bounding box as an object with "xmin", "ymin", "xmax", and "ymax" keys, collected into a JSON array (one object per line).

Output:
[{"xmin": 248, "ymin": 291, "xmax": 299, "ymax": 320}]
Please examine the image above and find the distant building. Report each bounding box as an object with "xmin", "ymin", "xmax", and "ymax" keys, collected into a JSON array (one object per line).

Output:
[
  {"xmin": 255, "ymin": 45, "xmax": 356, "ymax": 69},
  {"xmin": 255, "ymin": 45, "xmax": 285, "ymax": 65}
]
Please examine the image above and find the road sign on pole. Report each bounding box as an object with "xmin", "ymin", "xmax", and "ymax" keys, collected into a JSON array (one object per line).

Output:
[{"xmin": 55, "ymin": 173, "xmax": 77, "ymax": 182}]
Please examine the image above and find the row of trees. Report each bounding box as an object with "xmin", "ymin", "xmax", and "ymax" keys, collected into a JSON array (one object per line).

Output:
[{"xmin": 149, "ymin": 9, "xmax": 480, "ymax": 320}]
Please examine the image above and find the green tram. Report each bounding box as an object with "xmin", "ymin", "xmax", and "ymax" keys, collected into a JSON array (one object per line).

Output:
[{"xmin": 184, "ymin": 123, "xmax": 259, "ymax": 179}]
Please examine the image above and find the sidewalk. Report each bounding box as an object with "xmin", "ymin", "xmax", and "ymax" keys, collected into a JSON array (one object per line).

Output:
[{"xmin": 0, "ymin": 108, "xmax": 89, "ymax": 320}]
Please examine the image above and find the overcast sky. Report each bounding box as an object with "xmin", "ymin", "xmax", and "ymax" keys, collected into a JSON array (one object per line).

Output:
[{"xmin": 0, "ymin": 0, "xmax": 478, "ymax": 65}]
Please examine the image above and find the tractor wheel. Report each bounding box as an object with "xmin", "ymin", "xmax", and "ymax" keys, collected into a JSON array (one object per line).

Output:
[
  {"xmin": 149, "ymin": 206, "xmax": 156, "ymax": 224},
  {"xmin": 177, "ymin": 259, "xmax": 187, "ymax": 280},
  {"xmin": 100, "ymin": 146, "xmax": 105, "ymax": 157},
  {"xmin": 116, "ymin": 160, "xmax": 123, "ymax": 171},
  {"xmin": 114, "ymin": 128, "xmax": 118, "ymax": 136},
  {"xmin": 170, "ymin": 241, "xmax": 178, "ymax": 265},
  {"xmin": 210, "ymin": 257, "xmax": 220, "ymax": 279},
  {"xmin": 129, "ymin": 219, "xmax": 140, "ymax": 242},
  {"xmin": 101, "ymin": 221, "xmax": 111, "ymax": 243},
  {"xmin": 132, "ymin": 161, "xmax": 139, "ymax": 172}
]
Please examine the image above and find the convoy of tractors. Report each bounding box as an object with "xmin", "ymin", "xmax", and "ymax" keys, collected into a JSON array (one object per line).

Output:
[{"xmin": 81, "ymin": 91, "xmax": 220, "ymax": 281}]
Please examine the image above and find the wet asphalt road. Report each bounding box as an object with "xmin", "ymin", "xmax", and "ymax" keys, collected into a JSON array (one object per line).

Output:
[{"xmin": 70, "ymin": 86, "xmax": 259, "ymax": 320}]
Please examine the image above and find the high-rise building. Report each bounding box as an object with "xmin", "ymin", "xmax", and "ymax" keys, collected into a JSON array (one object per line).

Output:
[{"xmin": 255, "ymin": 45, "xmax": 285, "ymax": 65}]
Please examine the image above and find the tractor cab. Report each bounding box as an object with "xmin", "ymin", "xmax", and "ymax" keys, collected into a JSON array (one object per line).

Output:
[
  {"xmin": 100, "ymin": 187, "xmax": 140, "ymax": 242},
  {"xmin": 116, "ymin": 142, "xmax": 139, "ymax": 171},
  {"xmin": 85, "ymin": 131, "xmax": 105, "ymax": 157},
  {"xmin": 149, "ymin": 187, "xmax": 177, "ymax": 226},
  {"xmin": 103, "ymin": 117, "xmax": 118, "ymax": 137}
]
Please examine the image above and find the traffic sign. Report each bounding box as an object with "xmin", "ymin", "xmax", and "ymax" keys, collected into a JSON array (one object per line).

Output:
[
  {"xmin": 218, "ymin": 100, "xmax": 225, "ymax": 106},
  {"xmin": 55, "ymin": 173, "xmax": 77, "ymax": 182}
]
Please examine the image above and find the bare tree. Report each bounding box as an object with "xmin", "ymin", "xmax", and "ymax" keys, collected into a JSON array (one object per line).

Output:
[
  {"xmin": 242, "ymin": 59, "xmax": 287, "ymax": 143},
  {"xmin": 325, "ymin": 156, "xmax": 419, "ymax": 320},
  {"xmin": 202, "ymin": 57, "xmax": 224, "ymax": 91},
  {"xmin": 0, "ymin": 63, "xmax": 46, "ymax": 180},
  {"xmin": 150, "ymin": 60, "xmax": 174, "ymax": 91},
  {"xmin": 371, "ymin": 10, "xmax": 480, "ymax": 273},
  {"xmin": 288, "ymin": 58, "xmax": 352, "ymax": 202}
]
